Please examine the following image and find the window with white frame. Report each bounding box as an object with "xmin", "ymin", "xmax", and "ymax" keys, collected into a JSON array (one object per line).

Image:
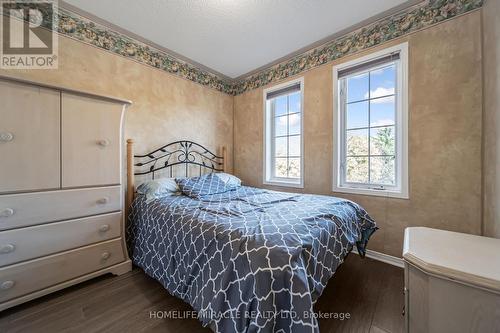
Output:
[
  {"xmin": 333, "ymin": 43, "xmax": 408, "ymax": 198},
  {"xmin": 264, "ymin": 78, "xmax": 304, "ymax": 187}
]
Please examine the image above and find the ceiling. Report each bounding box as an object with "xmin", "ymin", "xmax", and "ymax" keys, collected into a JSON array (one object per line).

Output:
[{"xmin": 63, "ymin": 0, "xmax": 413, "ymax": 79}]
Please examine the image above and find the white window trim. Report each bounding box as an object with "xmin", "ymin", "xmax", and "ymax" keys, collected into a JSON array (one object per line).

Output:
[
  {"xmin": 263, "ymin": 77, "xmax": 304, "ymax": 188},
  {"xmin": 332, "ymin": 42, "xmax": 409, "ymax": 199}
]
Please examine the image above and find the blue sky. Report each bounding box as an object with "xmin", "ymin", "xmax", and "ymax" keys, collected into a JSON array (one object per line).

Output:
[
  {"xmin": 346, "ymin": 65, "xmax": 396, "ymax": 129},
  {"xmin": 274, "ymin": 92, "xmax": 301, "ymax": 158}
]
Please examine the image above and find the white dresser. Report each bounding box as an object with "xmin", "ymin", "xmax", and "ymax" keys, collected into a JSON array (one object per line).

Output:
[
  {"xmin": 403, "ymin": 227, "xmax": 500, "ymax": 333},
  {"xmin": 0, "ymin": 76, "xmax": 132, "ymax": 311}
]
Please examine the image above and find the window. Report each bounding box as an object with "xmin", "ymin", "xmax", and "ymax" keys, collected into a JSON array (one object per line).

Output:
[
  {"xmin": 333, "ymin": 43, "xmax": 408, "ymax": 198},
  {"xmin": 263, "ymin": 78, "xmax": 304, "ymax": 187}
]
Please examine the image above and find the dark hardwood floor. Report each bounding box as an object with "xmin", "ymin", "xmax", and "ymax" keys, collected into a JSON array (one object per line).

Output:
[{"xmin": 0, "ymin": 255, "xmax": 404, "ymax": 333}]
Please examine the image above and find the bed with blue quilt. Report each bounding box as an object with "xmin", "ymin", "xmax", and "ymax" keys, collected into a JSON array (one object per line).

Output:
[
  {"xmin": 127, "ymin": 171, "xmax": 377, "ymax": 333},
  {"xmin": 125, "ymin": 140, "xmax": 377, "ymax": 332}
]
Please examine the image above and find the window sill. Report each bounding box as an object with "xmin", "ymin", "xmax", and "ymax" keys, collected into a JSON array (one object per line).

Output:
[
  {"xmin": 332, "ymin": 185, "xmax": 409, "ymax": 199},
  {"xmin": 264, "ymin": 179, "xmax": 304, "ymax": 189}
]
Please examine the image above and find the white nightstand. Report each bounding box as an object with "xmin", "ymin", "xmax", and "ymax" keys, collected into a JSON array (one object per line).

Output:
[{"xmin": 403, "ymin": 227, "xmax": 500, "ymax": 333}]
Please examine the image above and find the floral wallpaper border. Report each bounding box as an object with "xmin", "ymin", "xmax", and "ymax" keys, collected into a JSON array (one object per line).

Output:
[
  {"xmin": 232, "ymin": 0, "xmax": 483, "ymax": 95},
  {"xmin": 16, "ymin": 0, "xmax": 483, "ymax": 95},
  {"xmin": 55, "ymin": 7, "xmax": 235, "ymax": 94}
]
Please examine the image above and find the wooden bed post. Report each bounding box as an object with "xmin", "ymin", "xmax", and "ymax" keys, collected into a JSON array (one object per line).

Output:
[
  {"xmin": 222, "ymin": 146, "xmax": 228, "ymax": 173},
  {"xmin": 126, "ymin": 139, "xmax": 135, "ymax": 212}
]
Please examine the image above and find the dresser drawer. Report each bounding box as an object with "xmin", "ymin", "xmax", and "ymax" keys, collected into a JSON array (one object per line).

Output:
[
  {"xmin": 0, "ymin": 186, "xmax": 121, "ymax": 231},
  {"xmin": 0, "ymin": 239, "xmax": 125, "ymax": 303},
  {"xmin": 0, "ymin": 212, "xmax": 122, "ymax": 267}
]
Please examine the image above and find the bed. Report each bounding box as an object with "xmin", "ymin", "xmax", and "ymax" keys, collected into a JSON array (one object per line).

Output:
[{"xmin": 125, "ymin": 140, "xmax": 377, "ymax": 333}]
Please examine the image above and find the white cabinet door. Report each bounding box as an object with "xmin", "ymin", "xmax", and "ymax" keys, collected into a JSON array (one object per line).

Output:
[
  {"xmin": 62, "ymin": 93, "xmax": 124, "ymax": 187},
  {"xmin": 0, "ymin": 80, "xmax": 60, "ymax": 193}
]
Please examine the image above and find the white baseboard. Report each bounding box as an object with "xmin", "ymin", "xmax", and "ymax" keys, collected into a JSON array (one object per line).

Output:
[{"xmin": 351, "ymin": 247, "xmax": 404, "ymax": 268}]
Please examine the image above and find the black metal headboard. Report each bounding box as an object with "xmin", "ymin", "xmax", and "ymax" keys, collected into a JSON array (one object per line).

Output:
[
  {"xmin": 133, "ymin": 140, "xmax": 225, "ymax": 179},
  {"xmin": 126, "ymin": 139, "xmax": 227, "ymax": 208}
]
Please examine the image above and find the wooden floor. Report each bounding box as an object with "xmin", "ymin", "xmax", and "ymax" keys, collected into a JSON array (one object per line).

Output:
[{"xmin": 0, "ymin": 255, "xmax": 404, "ymax": 333}]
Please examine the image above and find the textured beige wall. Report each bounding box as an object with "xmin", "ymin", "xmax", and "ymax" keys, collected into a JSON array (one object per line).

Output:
[
  {"xmin": 0, "ymin": 11, "xmax": 485, "ymax": 256},
  {"xmin": 234, "ymin": 12, "xmax": 483, "ymax": 257},
  {"xmin": 0, "ymin": 35, "xmax": 234, "ymax": 172},
  {"xmin": 482, "ymin": 0, "xmax": 500, "ymax": 238}
]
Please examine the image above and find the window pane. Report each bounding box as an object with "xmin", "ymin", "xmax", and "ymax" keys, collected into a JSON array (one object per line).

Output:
[
  {"xmin": 289, "ymin": 92, "xmax": 301, "ymax": 114},
  {"xmin": 274, "ymin": 116, "xmax": 287, "ymax": 136},
  {"xmin": 274, "ymin": 96, "xmax": 287, "ymax": 117},
  {"xmin": 275, "ymin": 137, "xmax": 287, "ymax": 157},
  {"xmin": 288, "ymin": 158, "xmax": 300, "ymax": 178},
  {"xmin": 346, "ymin": 157, "xmax": 368, "ymax": 183},
  {"xmin": 370, "ymin": 156, "xmax": 395, "ymax": 185},
  {"xmin": 288, "ymin": 113, "xmax": 301, "ymax": 135},
  {"xmin": 274, "ymin": 158, "xmax": 288, "ymax": 177},
  {"xmin": 347, "ymin": 129, "xmax": 368, "ymax": 156},
  {"xmin": 347, "ymin": 73, "xmax": 369, "ymax": 103},
  {"xmin": 347, "ymin": 101, "xmax": 368, "ymax": 129},
  {"xmin": 289, "ymin": 135, "xmax": 300, "ymax": 156},
  {"xmin": 370, "ymin": 126, "xmax": 395, "ymax": 155},
  {"xmin": 370, "ymin": 65, "xmax": 395, "ymax": 99},
  {"xmin": 370, "ymin": 96, "xmax": 395, "ymax": 127}
]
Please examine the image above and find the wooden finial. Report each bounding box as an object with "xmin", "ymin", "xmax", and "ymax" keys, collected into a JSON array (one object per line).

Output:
[
  {"xmin": 222, "ymin": 146, "xmax": 228, "ymax": 173},
  {"xmin": 126, "ymin": 139, "xmax": 135, "ymax": 212}
]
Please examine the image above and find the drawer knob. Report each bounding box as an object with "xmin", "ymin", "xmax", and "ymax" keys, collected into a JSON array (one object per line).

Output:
[
  {"xmin": 0, "ymin": 132, "xmax": 14, "ymax": 142},
  {"xmin": 0, "ymin": 244, "xmax": 15, "ymax": 254},
  {"xmin": 99, "ymin": 224, "xmax": 110, "ymax": 232},
  {"xmin": 97, "ymin": 139, "xmax": 110, "ymax": 147},
  {"xmin": 0, "ymin": 280, "xmax": 15, "ymax": 290},
  {"xmin": 101, "ymin": 251, "xmax": 111, "ymax": 260},
  {"xmin": 96, "ymin": 197, "xmax": 109, "ymax": 205},
  {"xmin": 0, "ymin": 208, "xmax": 14, "ymax": 218}
]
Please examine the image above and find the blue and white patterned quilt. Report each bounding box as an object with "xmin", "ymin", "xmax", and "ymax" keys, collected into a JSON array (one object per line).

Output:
[{"xmin": 127, "ymin": 186, "xmax": 377, "ymax": 333}]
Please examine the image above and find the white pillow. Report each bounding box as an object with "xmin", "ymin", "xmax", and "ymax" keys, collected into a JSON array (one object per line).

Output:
[
  {"xmin": 215, "ymin": 173, "xmax": 241, "ymax": 188},
  {"xmin": 136, "ymin": 178, "xmax": 180, "ymax": 202}
]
